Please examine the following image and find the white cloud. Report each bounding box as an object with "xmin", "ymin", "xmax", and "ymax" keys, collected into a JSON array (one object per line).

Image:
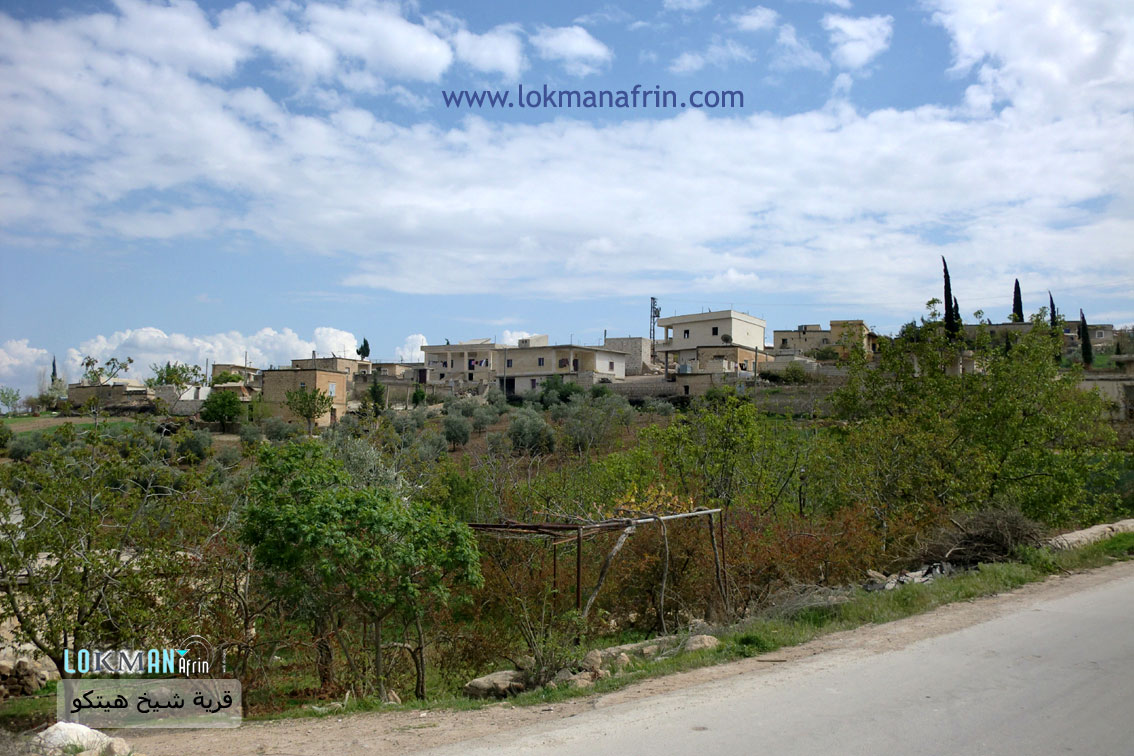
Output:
[
  {"xmin": 0, "ymin": 340, "xmax": 50, "ymax": 397},
  {"xmin": 733, "ymin": 6, "xmax": 778, "ymax": 32},
  {"xmin": 663, "ymin": 0, "xmax": 711, "ymax": 10},
  {"xmin": 822, "ymin": 14, "xmax": 894, "ymax": 69},
  {"xmin": 394, "ymin": 334, "xmax": 428, "ymax": 363},
  {"xmin": 770, "ymin": 24, "xmax": 830, "ymax": 72},
  {"xmin": 0, "ymin": 0, "xmax": 1132, "ymax": 332},
  {"xmin": 670, "ymin": 39, "xmax": 754, "ymax": 73},
  {"xmin": 500, "ymin": 330, "xmax": 533, "ymax": 346},
  {"xmin": 530, "ymin": 25, "xmax": 613, "ymax": 76},
  {"xmin": 63, "ymin": 326, "xmax": 361, "ymax": 380},
  {"xmin": 451, "ymin": 24, "xmax": 526, "ymax": 80}
]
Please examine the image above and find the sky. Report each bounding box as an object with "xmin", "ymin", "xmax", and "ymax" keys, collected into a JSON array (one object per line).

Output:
[{"xmin": 0, "ymin": 0, "xmax": 1131, "ymax": 396}]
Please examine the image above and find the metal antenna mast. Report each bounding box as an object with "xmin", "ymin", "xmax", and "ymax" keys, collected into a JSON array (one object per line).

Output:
[{"xmin": 649, "ymin": 296, "xmax": 661, "ymax": 358}]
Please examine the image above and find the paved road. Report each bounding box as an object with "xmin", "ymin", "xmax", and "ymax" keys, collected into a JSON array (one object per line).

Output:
[{"xmin": 422, "ymin": 572, "xmax": 1134, "ymax": 756}]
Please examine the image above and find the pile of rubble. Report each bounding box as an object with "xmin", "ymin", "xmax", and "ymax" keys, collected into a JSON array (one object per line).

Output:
[
  {"xmin": 0, "ymin": 658, "xmax": 47, "ymax": 699},
  {"xmin": 463, "ymin": 633, "xmax": 721, "ymax": 700},
  {"xmin": 33, "ymin": 722, "xmax": 138, "ymax": 756},
  {"xmin": 864, "ymin": 563, "xmax": 956, "ymax": 592}
]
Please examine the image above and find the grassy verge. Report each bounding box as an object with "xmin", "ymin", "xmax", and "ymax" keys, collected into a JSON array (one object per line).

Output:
[{"xmin": 5, "ymin": 534, "xmax": 1134, "ymax": 730}]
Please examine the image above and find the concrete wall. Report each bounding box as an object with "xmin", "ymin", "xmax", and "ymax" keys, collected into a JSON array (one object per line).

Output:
[
  {"xmin": 603, "ymin": 337, "xmax": 651, "ymax": 375},
  {"xmin": 260, "ymin": 368, "xmax": 349, "ymax": 427}
]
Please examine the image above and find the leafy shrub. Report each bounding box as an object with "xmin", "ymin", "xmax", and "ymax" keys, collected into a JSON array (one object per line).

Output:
[
  {"xmin": 485, "ymin": 388, "xmax": 507, "ymax": 410},
  {"xmin": 0, "ymin": 423, "xmax": 11, "ymax": 451},
  {"xmin": 443, "ymin": 415, "xmax": 471, "ymax": 448},
  {"xmin": 472, "ymin": 406, "xmax": 498, "ymax": 433},
  {"xmin": 7, "ymin": 431, "xmax": 46, "ymax": 461},
  {"xmin": 239, "ymin": 422, "xmax": 263, "ymax": 447},
  {"xmin": 782, "ymin": 362, "xmax": 808, "ymax": 384},
  {"xmin": 411, "ymin": 386, "xmax": 426, "ymax": 406},
  {"xmin": 262, "ymin": 416, "xmax": 296, "ymax": 442},
  {"xmin": 177, "ymin": 429, "xmax": 212, "ymax": 463},
  {"xmin": 413, "ymin": 429, "xmax": 448, "ymax": 461},
  {"xmin": 215, "ymin": 444, "xmax": 242, "ymax": 467},
  {"xmin": 640, "ymin": 397, "xmax": 675, "ymax": 416},
  {"xmin": 508, "ymin": 408, "xmax": 555, "ymax": 455}
]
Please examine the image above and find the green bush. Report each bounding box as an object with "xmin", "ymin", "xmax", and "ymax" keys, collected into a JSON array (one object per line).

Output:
[
  {"xmin": 215, "ymin": 444, "xmax": 242, "ymax": 467},
  {"xmin": 262, "ymin": 416, "xmax": 296, "ymax": 442},
  {"xmin": 176, "ymin": 429, "xmax": 212, "ymax": 463},
  {"xmin": 782, "ymin": 363, "xmax": 808, "ymax": 384},
  {"xmin": 472, "ymin": 406, "xmax": 498, "ymax": 433},
  {"xmin": 7, "ymin": 431, "xmax": 46, "ymax": 461},
  {"xmin": 0, "ymin": 423, "xmax": 11, "ymax": 451},
  {"xmin": 508, "ymin": 408, "xmax": 555, "ymax": 455},
  {"xmin": 443, "ymin": 415, "xmax": 471, "ymax": 448},
  {"xmin": 239, "ymin": 422, "xmax": 263, "ymax": 447}
]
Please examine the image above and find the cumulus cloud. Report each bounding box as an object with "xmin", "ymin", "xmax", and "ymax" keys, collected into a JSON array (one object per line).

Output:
[
  {"xmin": 732, "ymin": 6, "xmax": 778, "ymax": 32},
  {"xmin": 62, "ymin": 326, "xmax": 361, "ymax": 381},
  {"xmin": 529, "ymin": 25, "xmax": 613, "ymax": 76},
  {"xmin": 770, "ymin": 24, "xmax": 830, "ymax": 72},
  {"xmin": 500, "ymin": 330, "xmax": 533, "ymax": 346},
  {"xmin": 394, "ymin": 334, "xmax": 428, "ymax": 363},
  {"xmin": 663, "ymin": 0, "xmax": 711, "ymax": 10},
  {"xmin": 0, "ymin": 0, "xmax": 1131, "ymax": 331},
  {"xmin": 0, "ymin": 339, "xmax": 51, "ymax": 396},
  {"xmin": 670, "ymin": 38, "xmax": 754, "ymax": 73},
  {"xmin": 822, "ymin": 14, "xmax": 894, "ymax": 69},
  {"xmin": 450, "ymin": 24, "xmax": 527, "ymax": 80}
]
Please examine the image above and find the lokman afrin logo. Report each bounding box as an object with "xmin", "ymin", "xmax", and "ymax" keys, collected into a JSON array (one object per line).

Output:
[{"xmin": 63, "ymin": 635, "xmax": 222, "ymax": 678}]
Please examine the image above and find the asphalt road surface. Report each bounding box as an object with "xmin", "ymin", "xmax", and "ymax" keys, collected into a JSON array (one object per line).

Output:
[{"xmin": 422, "ymin": 570, "xmax": 1134, "ymax": 756}]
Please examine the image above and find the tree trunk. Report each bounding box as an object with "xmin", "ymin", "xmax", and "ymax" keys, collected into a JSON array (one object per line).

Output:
[
  {"xmin": 314, "ymin": 616, "xmax": 334, "ymax": 691},
  {"xmin": 374, "ymin": 620, "xmax": 387, "ymax": 701},
  {"xmin": 413, "ymin": 615, "xmax": 426, "ymax": 700}
]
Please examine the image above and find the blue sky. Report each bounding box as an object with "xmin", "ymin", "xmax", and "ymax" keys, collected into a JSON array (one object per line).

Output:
[{"xmin": 1, "ymin": 0, "xmax": 1132, "ymax": 395}]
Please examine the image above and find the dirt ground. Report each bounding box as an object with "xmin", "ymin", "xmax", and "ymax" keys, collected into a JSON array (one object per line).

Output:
[{"xmin": 122, "ymin": 560, "xmax": 1134, "ymax": 756}]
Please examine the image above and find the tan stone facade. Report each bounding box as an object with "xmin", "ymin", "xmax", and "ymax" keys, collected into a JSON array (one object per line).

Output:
[
  {"xmin": 773, "ymin": 320, "xmax": 877, "ymax": 359},
  {"xmin": 260, "ymin": 368, "xmax": 349, "ymax": 428}
]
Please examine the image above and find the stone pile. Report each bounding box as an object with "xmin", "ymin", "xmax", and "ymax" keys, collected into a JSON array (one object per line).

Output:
[
  {"xmin": 864, "ymin": 563, "xmax": 955, "ymax": 592},
  {"xmin": 0, "ymin": 658, "xmax": 47, "ymax": 698},
  {"xmin": 463, "ymin": 632, "xmax": 721, "ymax": 699}
]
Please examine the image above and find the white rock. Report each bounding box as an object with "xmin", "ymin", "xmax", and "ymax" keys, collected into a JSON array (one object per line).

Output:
[
  {"xmin": 683, "ymin": 634, "xmax": 720, "ymax": 652},
  {"xmin": 34, "ymin": 723, "xmax": 112, "ymax": 755},
  {"xmin": 581, "ymin": 650, "xmax": 603, "ymax": 672}
]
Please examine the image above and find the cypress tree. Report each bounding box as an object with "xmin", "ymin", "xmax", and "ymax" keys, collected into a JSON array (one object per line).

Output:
[
  {"xmin": 51, "ymin": 357, "xmax": 57, "ymax": 382},
  {"xmin": 1079, "ymin": 310, "xmax": 1093, "ymax": 366},
  {"xmin": 942, "ymin": 257, "xmax": 959, "ymax": 337},
  {"xmin": 1048, "ymin": 292, "xmax": 1058, "ymax": 329},
  {"xmin": 356, "ymin": 338, "xmax": 370, "ymax": 360},
  {"xmin": 1011, "ymin": 279, "xmax": 1024, "ymax": 322}
]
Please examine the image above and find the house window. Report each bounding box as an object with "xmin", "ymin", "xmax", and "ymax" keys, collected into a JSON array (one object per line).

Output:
[
  {"xmin": 1097, "ymin": 330, "xmax": 1103, "ymax": 338},
  {"xmin": 712, "ymin": 326, "xmax": 719, "ymax": 336},
  {"xmin": 531, "ymin": 378, "xmax": 538, "ymax": 389},
  {"xmin": 328, "ymin": 382, "xmax": 336, "ymax": 397},
  {"xmin": 683, "ymin": 329, "xmax": 690, "ymax": 339},
  {"xmin": 299, "ymin": 382, "xmax": 306, "ymax": 390},
  {"xmin": 781, "ymin": 338, "xmax": 788, "ymax": 347},
  {"xmin": 468, "ymin": 373, "xmax": 474, "ymax": 381},
  {"xmin": 683, "ymin": 385, "xmax": 690, "ymax": 395},
  {"xmin": 506, "ymin": 359, "xmax": 513, "ymax": 368},
  {"xmin": 608, "ymin": 361, "xmax": 614, "ymax": 371},
  {"xmin": 439, "ymin": 373, "xmax": 445, "ymax": 379},
  {"xmin": 538, "ymin": 357, "xmax": 545, "ymax": 367},
  {"xmin": 822, "ymin": 338, "xmax": 829, "ymax": 345}
]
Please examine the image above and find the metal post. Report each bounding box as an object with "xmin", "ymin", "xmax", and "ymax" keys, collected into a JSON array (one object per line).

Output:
[{"xmin": 576, "ymin": 527, "xmax": 583, "ymax": 613}]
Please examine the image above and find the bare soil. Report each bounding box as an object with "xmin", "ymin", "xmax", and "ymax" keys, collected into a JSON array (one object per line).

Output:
[{"xmin": 124, "ymin": 560, "xmax": 1134, "ymax": 756}]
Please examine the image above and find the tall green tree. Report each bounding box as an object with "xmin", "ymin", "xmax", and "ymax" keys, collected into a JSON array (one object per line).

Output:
[
  {"xmin": 146, "ymin": 361, "xmax": 205, "ymax": 391},
  {"xmin": 0, "ymin": 386, "xmax": 19, "ymax": 415},
  {"xmin": 368, "ymin": 381, "xmax": 386, "ymax": 417},
  {"xmin": 200, "ymin": 389, "xmax": 243, "ymax": 432},
  {"xmin": 1048, "ymin": 292, "xmax": 1058, "ymax": 329},
  {"xmin": 0, "ymin": 425, "xmax": 221, "ymax": 678},
  {"xmin": 1011, "ymin": 279, "xmax": 1024, "ymax": 322},
  {"xmin": 942, "ymin": 257, "xmax": 959, "ymax": 337},
  {"xmin": 357, "ymin": 338, "xmax": 370, "ymax": 360},
  {"xmin": 1079, "ymin": 310, "xmax": 1093, "ymax": 366},
  {"xmin": 286, "ymin": 387, "xmax": 334, "ymax": 434}
]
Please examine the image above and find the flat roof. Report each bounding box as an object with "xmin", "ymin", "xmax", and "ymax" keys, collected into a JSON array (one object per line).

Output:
[{"xmin": 656, "ymin": 309, "xmax": 766, "ymax": 328}]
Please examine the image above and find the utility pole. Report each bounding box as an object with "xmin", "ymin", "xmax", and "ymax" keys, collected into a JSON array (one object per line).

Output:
[{"xmin": 650, "ymin": 297, "xmax": 661, "ymax": 359}]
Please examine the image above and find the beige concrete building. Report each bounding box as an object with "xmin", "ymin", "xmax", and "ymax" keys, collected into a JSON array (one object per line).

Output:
[
  {"xmin": 773, "ymin": 320, "xmax": 877, "ymax": 359},
  {"xmin": 655, "ymin": 310, "xmax": 767, "ymax": 374},
  {"xmin": 210, "ymin": 363, "xmax": 259, "ymax": 385},
  {"xmin": 260, "ymin": 367, "xmax": 349, "ymax": 428},
  {"xmin": 422, "ymin": 335, "xmax": 626, "ymax": 394},
  {"xmin": 602, "ymin": 336, "xmax": 652, "ymax": 375}
]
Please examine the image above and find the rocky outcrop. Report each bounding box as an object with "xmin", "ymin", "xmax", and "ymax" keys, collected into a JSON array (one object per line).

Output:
[
  {"xmin": 0, "ymin": 658, "xmax": 47, "ymax": 698},
  {"xmin": 463, "ymin": 670, "xmax": 526, "ymax": 699},
  {"xmin": 682, "ymin": 634, "xmax": 720, "ymax": 652},
  {"xmin": 1049, "ymin": 519, "xmax": 1134, "ymax": 550},
  {"xmin": 33, "ymin": 723, "xmax": 136, "ymax": 756}
]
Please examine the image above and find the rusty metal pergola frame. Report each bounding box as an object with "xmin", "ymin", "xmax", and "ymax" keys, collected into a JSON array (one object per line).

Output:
[{"xmin": 468, "ymin": 509, "xmax": 726, "ymax": 613}]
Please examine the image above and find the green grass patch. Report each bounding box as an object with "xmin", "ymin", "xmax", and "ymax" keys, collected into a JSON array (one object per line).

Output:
[{"xmin": 0, "ymin": 681, "xmax": 56, "ymax": 733}]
